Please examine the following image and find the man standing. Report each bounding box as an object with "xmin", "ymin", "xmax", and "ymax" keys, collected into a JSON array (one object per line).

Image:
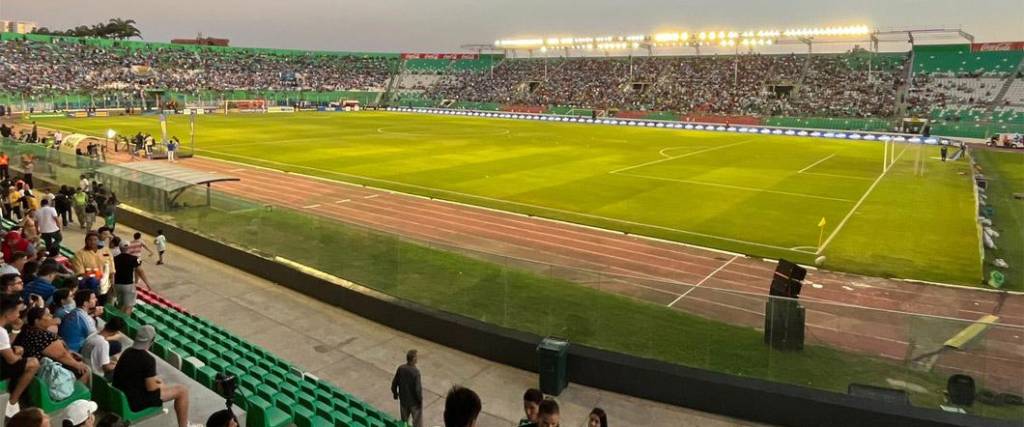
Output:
[
  {"xmin": 391, "ymin": 349, "xmax": 423, "ymax": 427},
  {"xmin": 0, "ymin": 151, "xmax": 9, "ymax": 180},
  {"xmin": 30, "ymin": 121, "xmax": 38, "ymax": 143},
  {"xmin": 73, "ymin": 188, "xmax": 88, "ymax": 230},
  {"xmin": 940, "ymin": 144, "xmax": 948, "ymax": 162},
  {"xmin": 114, "ymin": 241, "xmax": 144, "ymax": 316},
  {"xmin": 35, "ymin": 198, "xmax": 62, "ymax": 252},
  {"xmin": 166, "ymin": 138, "xmax": 178, "ymax": 163}
]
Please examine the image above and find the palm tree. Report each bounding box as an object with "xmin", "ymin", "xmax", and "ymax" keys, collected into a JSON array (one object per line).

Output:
[{"xmin": 107, "ymin": 18, "xmax": 142, "ymax": 40}]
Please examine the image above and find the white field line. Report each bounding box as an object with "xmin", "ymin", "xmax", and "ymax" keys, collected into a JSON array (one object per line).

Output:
[
  {"xmin": 193, "ymin": 148, "xmax": 807, "ymax": 253},
  {"xmin": 668, "ymin": 255, "xmax": 739, "ymax": 307},
  {"xmin": 303, "ymin": 204, "xmax": 321, "ymax": 209},
  {"xmin": 609, "ymin": 139, "xmax": 755, "ymax": 174},
  {"xmin": 657, "ymin": 146, "xmax": 713, "ymax": 158},
  {"xmin": 799, "ymin": 171, "xmax": 874, "ymax": 181},
  {"xmin": 816, "ymin": 144, "xmax": 909, "ymax": 255},
  {"xmin": 617, "ymin": 172, "xmax": 856, "ymax": 203},
  {"xmin": 797, "ymin": 153, "xmax": 837, "ymax": 173}
]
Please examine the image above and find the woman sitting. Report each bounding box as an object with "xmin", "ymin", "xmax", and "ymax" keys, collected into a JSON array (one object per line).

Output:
[{"xmin": 12, "ymin": 306, "xmax": 91, "ymax": 385}]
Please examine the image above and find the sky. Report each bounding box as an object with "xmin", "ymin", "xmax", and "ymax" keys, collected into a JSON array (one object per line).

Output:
[{"xmin": 2, "ymin": 0, "xmax": 1021, "ymax": 53}]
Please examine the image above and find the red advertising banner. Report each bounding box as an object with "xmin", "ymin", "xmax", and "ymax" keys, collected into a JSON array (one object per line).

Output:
[
  {"xmin": 971, "ymin": 42, "xmax": 1024, "ymax": 52},
  {"xmin": 401, "ymin": 53, "xmax": 480, "ymax": 60}
]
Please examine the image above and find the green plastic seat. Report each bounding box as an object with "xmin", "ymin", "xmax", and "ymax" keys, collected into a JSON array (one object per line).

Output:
[
  {"xmin": 92, "ymin": 375, "xmax": 163, "ymax": 423},
  {"xmin": 27, "ymin": 377, "xmax": 91, "ymax": 412},
  {"xmin": 246, "ymin": 395, "xmax": 293, "ymax": 427}
]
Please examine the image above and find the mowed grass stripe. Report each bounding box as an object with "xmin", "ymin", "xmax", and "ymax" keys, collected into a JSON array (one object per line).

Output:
[{"xmin": 36, "ymin": 112, "xmax": 983, "ymax": 285}]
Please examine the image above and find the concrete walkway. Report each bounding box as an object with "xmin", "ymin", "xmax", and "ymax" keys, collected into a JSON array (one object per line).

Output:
[{"xmin": 56, "ymin": 224, "xmax": 766, "ymax": 427}]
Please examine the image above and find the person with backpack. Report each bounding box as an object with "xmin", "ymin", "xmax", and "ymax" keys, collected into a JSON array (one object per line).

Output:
[{"xmin": 12, "ymin": 307, "xmax": 90, "ymax": 385}]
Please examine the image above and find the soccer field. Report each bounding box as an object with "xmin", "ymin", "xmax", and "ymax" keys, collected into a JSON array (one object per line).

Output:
[{"xmin": 35, "ymin": 111, "xmax": 983, "ymax": 284}]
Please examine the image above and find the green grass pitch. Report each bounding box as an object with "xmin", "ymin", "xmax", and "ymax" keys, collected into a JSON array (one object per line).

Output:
[{"xmin": 35, "ymin": 111, "xmax": 985, "ymax": 286}]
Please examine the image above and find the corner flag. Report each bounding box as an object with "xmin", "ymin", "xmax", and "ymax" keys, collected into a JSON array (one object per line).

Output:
[
  {"xmin": 817, "ymin": 217, "xmax": 827, "ymax": 250},
  {"xmin": 818, "ymin": 217, "xmax": 827, "ymax": 228}
]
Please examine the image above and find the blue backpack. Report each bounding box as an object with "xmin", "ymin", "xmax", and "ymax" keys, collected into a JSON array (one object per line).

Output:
[{"xmin": 39, "ymin": 357, "xmax": 76, "ymax": 401}]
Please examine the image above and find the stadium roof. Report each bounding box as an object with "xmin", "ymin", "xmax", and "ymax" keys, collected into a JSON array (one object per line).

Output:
[{"xmin": 96, "ymin": 161, "xmax": 239, "ymax": 193}]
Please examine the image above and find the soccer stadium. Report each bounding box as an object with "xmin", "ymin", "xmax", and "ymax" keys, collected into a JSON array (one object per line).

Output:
[{"xmin": 0, "ymin": 3, "xmax": 1022, "ymax": 427}]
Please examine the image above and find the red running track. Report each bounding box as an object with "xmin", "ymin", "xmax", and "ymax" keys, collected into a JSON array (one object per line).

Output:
[{"xmin": 150, "ymin": 155, "xmax": 1024, "ymax": 391}]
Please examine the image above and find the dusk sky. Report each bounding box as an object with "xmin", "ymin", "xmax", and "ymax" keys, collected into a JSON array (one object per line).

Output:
[{"xmin": 3, "ymin": 0, "xmax": 1020, "ymax": 53}]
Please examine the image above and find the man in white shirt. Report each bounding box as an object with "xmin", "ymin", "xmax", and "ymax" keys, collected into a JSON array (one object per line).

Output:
[
  {"xmin": 2, "ymin": 294, "xmax": 40, "ymax": 416},
  {"xmin": 81, "ymin": 316, "xmax": 125, "ymax": 377},
  {"xmin": 79, "ymin": 175, "xmax": 91, "ymax": 193},
  {"xmin": 35, "ymin": 198, "xmax": 62, "ymax": 252}
]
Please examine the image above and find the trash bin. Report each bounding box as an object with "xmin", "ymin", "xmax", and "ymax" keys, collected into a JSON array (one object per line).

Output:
[{"xmin": 537, "ymin": 337, "xmax": 569, "ymax": 396}]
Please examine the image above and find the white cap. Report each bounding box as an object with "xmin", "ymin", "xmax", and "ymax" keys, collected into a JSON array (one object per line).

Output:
[{"xmin": 65, "ymin": 400, "xmax": 98, "ymax": 426}]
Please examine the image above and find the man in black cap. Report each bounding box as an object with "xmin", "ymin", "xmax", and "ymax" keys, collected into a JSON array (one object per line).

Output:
[{"xmin": 112, "ymin": 325, "xmax": 199, "ymax": 427}]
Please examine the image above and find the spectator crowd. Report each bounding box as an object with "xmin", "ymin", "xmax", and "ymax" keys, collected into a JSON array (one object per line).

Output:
[
  {"xmin": 0, "ymin": 168, "xmax": 190, "ymax": 425},
  {"xmin": 0, "ymin": 38, "xmax": 394, "ymax": 100},
  {"xmin": 425, "ymin": 52, "xmax": 906, "ymax": 118}
]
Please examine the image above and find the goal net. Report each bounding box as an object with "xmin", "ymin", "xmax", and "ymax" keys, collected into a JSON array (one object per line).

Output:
[{"xmin": 224, "ymin": 99, "xmax": 268, "ymax": 114}]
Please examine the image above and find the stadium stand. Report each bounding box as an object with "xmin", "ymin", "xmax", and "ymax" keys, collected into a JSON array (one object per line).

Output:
[
  {"xmin": 423, "ymin": 52, "xmax": 906, "ymax": 118},
  {"xmin": 0, "ymin": 215, "xmax": 401, "ymax": 427},
  {"xmin": 1, "ymin": 30, "xmax": 1022, "ymax": 138},
  {"xmin": 912, "ymin": 44, "xmax": 1024, "ymax": 75}
]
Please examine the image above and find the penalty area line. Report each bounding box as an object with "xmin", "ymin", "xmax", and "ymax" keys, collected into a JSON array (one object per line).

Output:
[{"xmin": 816, "ymin": 145, "xmax": 908, "ymax": 255}]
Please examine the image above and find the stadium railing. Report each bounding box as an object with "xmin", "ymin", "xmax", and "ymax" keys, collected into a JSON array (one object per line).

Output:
[{"xmin": 2, "ymin": 137, "xmax": 1020, "ymax": 424}]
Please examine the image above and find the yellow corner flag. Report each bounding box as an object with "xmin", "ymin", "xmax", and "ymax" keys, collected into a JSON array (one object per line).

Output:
[{"xmin": 817, "ymin": 217, "xmax": 827, "ymax": 250}]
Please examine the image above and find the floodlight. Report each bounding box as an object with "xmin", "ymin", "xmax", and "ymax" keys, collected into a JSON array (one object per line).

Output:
[{"xmin": 106, "ymin": 129, "xmax": 116, "ymax": 139}]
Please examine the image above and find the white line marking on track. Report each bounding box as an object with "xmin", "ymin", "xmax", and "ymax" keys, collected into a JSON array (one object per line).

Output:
[
  {"xmin": 609, "ymin": 139, "xmax": 755, "ymax": 174},
  {"xmin": 816, "ymin": 145, "xmax": 908, "ymax": 254},
  {"xmin": 303, "ymin": 204, "xmax": 321, "ymax": 209},
  {"xmin": 797, "ymin": 153, "xmax": 837, "ymax": 173},
  {"xmin": 228, "ymin": 168, "xmax": 247, "ymax": 172},
  {"xmin": 669, "ymin": 255, "xmax": 739, "ymax": 307},
  {"xmin": 335, "ymin": 199, "xmax": 351, "ymax": 204},
  {"xmin": 617, "ymin": 172, "xmax": 856, "ymax": 203},
  {"xmin": 363, "ymin": 194, "xmax": 379, "ymax": 199}
]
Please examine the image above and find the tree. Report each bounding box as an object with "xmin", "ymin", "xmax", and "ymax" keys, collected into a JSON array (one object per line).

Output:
[{"xmin": 30, "ymin": 18, "xmax": 141, "ymax": 39}]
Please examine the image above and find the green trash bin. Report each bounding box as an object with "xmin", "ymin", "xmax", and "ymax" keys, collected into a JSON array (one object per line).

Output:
[{"xmin": 537, "ymin": 337, "xmax": 569, "ymax": 396}]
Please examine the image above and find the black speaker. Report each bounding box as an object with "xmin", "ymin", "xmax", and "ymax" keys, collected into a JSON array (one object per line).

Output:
[
  {"xmin": 764, "ymin": 298, "xmax": 805, "ymax": 351},
  {"xmin": 770, "ymin": 259, "xmax": 806, "ymax": 298},
  {"xmin": 948, "ymin": 374, "xmax": 976, "ymax": 406}
]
